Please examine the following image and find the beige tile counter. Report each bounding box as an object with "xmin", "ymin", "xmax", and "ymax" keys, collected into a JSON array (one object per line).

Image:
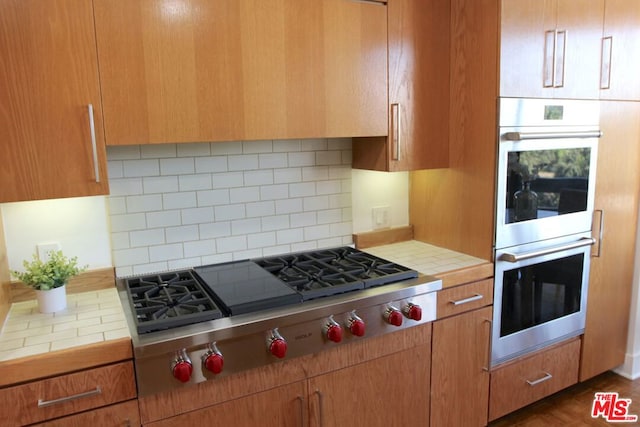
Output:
[
  {"xmin": 0, "ymin": 288, "xmax": 129, "ymax": 362},
  {"xmin": 365, "ymin": 240, "xmax": 494, "ymax": 288}
]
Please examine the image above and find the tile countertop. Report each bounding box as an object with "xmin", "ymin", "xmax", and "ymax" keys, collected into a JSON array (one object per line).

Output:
[{"xmin": 0, "ymin": 288, "xmax": 130, "ymax": 363}]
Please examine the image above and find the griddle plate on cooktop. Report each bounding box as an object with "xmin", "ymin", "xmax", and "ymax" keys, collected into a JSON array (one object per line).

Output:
[
  {"xmin": 194, "ymin": 261, "xmax": 302, "ymax": 315},
  {"xmin": 124, "ymin": 271, "xmax": 224, "ymax": 334},
  {"xmin": 255, "ymin": 247, "xmax": 418, "ymax": 300}
]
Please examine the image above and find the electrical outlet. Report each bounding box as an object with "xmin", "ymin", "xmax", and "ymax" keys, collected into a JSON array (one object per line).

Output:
[
  {"xmin": 372, "ymin": 206, "xmax": 391, "ymax": 230},
  {"xmin": 37, "ymin": 242, "xmax": 61, "ymax": 262}
]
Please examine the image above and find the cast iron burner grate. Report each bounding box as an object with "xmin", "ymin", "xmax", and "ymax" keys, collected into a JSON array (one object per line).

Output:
[
  {"xmin": 124, "ymin": 271, "xmax": 224, "ymax": 334},
  {"xmin": 255, "ymin": 247, "xmax": 418, "ymax": 300}
]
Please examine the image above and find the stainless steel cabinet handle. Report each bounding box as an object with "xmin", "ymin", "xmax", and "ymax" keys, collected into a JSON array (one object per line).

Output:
[
  {"xmin": 449, "ymin": 294, "xmax": 483, "ymax": 306},
  {"xmin": 499, "ymin": 237, "xmax": 595, "ymax": 263},
  {"xmin": 554, "ymin": 30, "xmax": 567, "ymax": 88},
  {"xmin": 297, "ymin": 395, "xmax": 306, "ymax": 427},
  {"xmin": 543, "ymin": 30, "xmax": 556, "ymax": 88},
  {"xmin": 482, "ymin": 318, "xmax": 492, "ymax": 372},
  {"xmin": 526, "ymin": 372, "xmax": 553, "ymax": 386},
  {"xmin": 593, "ymin": 209, "xmax": 604, "ymax": 258},
  {"xmin": 505, "ymin": 130, "xmax": 602, "ymax": 141},
  {"xmin": 600, "ymin": 36, "xmax": 613, "ymax": 90},
  {"xmin": 315, "ymin": 390, "xmax": 324, "ymax": 427},
  {"xmin": 37, "ymin": 386, "xmax": 102, "ymax": 408},
  {"xmin": 87, "ymin": 104, "xmax": 100, "ymax": 183},
  {"xmin": 391, "ymin": 103, "xmax": 400, "ymax": 161}
]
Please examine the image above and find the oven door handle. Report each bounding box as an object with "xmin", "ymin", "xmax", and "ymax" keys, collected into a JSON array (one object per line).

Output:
[
  {"xmin": 499, "ymin": 237, "xmax": 596, "ymax": 263},
  {"xmin": 504, "ymin": 130, "xmax": 602, "ymax": 141}
]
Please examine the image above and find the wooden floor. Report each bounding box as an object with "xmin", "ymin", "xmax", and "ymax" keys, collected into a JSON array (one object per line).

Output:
[{"xmin": 489, "ymin": 371, "xmax": 640, "ymax": 426}]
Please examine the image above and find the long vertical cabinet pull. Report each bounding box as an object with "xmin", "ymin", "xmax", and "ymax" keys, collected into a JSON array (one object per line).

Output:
[
  {"xmin": 87, "ymin": 104, "xmax": 100, "ymax": 183},
  {"xmin": 314, "ymin": 390, "xmax": 324, "ymax": 427},
  {"xmin": 482, "ymin": 318, "xmax": 492, "ymax": 372},
  {"xmin": 296, "ymin": 396, "xmax": 306, "ymax": 427},
  {"xmin": 390, "ymin": 103, "xmax": 400, "ymax": 161},
  {"xmin": 592, "ymin": 209, "xmax": 605, "ymax": 258},
  {"xmin": 554, "ymin": 30, "xmax": 567, "ymax": 88},
  {"xmin": 600, "ymin": 36, "xmax": 613, "ymax": 90},
  {"xmin": 543, "ymin": 30, "xmax": 556, "ymax": 87}
]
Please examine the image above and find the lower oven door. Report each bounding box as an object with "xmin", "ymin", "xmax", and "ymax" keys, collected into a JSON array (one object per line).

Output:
[{"xmin": 491, "ymin": 233, "xmax": 594, "ymax": 366}]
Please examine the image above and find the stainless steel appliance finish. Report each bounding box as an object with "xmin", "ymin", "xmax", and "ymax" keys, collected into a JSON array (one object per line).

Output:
[
  {"xmin": 495, "ymin": 97, "xmax": 600, "ymax": 249},
  {"xmin": 116, "ymin": 248, "xmax": 441, "ymax": 396},
  {"xmin": 491, "ymin": 233, "xmax": 593, "ymax": 366}
]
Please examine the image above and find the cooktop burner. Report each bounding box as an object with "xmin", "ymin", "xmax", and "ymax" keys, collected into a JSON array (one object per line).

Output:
[{"xmin": 124, "ymin": 271, "xmax": 224, "ymax": 334}]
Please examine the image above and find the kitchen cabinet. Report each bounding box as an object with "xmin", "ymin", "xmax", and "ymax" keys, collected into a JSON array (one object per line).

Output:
[
  {"xmin": 431, "ymin": 279, "xmax": 493, "ymax": 427},
  {"xmin": 0, "ymin": 361, "xmax": 137, "ymax": 426},
  {"xmin": 580, "ymin": 101, "xmax": 640, "ymax": 381},
  {"xmin": 352, "ymin": 0, "xmax": 450, "ymax": 171},
  {"xmin": 489, "ymin": 337, "xmax": 581, "ymax": 421},
  {"xmin": 599, "ymin": 0, "xmax": 640, "ymax": 101},
  {"xmin": 0, "ymin": 0, "xmax": 109, "ymax": 203},
  {"xmin": 93, "ymin": 0, "xmax": 387, "ymax": 146},
  {"xmin": 500, "ymin": 0, "xmax": 605, "ymax": 99},
  {"xmin": 32, "ymin": 400, "xmax": 140, "ymax": 427}
]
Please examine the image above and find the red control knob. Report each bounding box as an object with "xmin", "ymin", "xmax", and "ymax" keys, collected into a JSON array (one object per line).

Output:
[
  {"xmin": 172, "ymin": 360, "xmax": 193, "ymax": 383},
  {"xmin": 385, "ymin": 307, "xmax": 403, "ymax": 327},
  {"xmin": 270, "ymin": 338, "xmax": 288, "ymax": 358},
  {"xmin": 404, "ymin": 303, "xmax": 423, "ymax": 321},
  {"xmin": 204, "ymin": 352, "xmax": 224, "ymax": 374},
  {"xmin": 268, "ymin": 329, "xmax": 287, "ymax": 358},
  {"xmin": 326, "ymin": 324, "xmax": 343, "ymax": 343},
  {"xmin": 349, "ymin": 318, "xmax": 366, "ymax": 337}
]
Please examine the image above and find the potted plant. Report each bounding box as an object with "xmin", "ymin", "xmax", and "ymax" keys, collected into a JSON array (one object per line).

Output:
[{"xmin": 11, "ymin": 250, "xmax": 87, "ymax": 313}]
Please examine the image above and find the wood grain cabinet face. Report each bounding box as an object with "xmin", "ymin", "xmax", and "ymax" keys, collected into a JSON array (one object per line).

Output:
[
  {"xmin": 0, "ymin": 0, "xmax": 109, "ymax": 203},
  {"xmin": 32, "ymin": 400, "xmax": 140, "ymax": 427},
  {"xmin": 500, "ymin": 0, "xmax": 605, "ymax": 100},
  {"xmin": 353, "ymin": 0, "xmax": 450, "ymax": 172},
  {"xmin": 93, "ymin": 0, "xmax": 387, "ymax": 146},
  {"xmin": 600, "ymin": 0, "xmax": 640, "ymax": 101}
]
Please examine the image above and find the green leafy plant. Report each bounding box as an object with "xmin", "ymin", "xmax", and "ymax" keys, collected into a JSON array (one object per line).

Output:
[{"xmin": 11, "ymin": 250, "xmax": 87, "ymax": 291}]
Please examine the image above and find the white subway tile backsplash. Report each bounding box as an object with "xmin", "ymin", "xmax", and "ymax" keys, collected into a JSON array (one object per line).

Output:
[
  {"xmin": 161, "ymin": 158, "xmax": 195, "ymax": 175},
  {"xmin": 123, "ymin": 159, "xmax": 160, "ymax": 177},
  {"xmin": 108, "ymin": 138, "xmax": 353, "ymax": 274}
]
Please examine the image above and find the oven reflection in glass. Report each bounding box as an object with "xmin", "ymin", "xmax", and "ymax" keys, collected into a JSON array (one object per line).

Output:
[{"xmin": 500, "ymin": 253, "xmax": 585, "ymax": 337}]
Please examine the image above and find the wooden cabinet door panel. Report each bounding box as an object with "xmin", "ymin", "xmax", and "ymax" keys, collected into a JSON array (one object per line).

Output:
[
  {"xmin": 308, "ymin": 343, "xmax": 431, "ymax": 427},
  {"xmin": 431, "ymin": 306, "xmax": 492, "ymax": 427},
  {"xmin": 145, "ymin": 381, "xmax": 306, "ymax": 427},
  {"xmin": 581, "ymin": 101, "xmax": 640, "ymax": 380},
  {"xmin": 601, "ymin": 0, "xmax": 640, "ymax": 100},
  {"xmin": 0, "ymin": 0, "xmax": 108, "ymax": 202},
  {"xmin": 32, "ymin": 400, "xmax": 140, "ymax": 427}
]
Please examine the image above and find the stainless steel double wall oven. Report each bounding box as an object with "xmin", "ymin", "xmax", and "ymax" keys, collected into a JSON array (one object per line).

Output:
[{"xmin": 492, "ymin": 98, "xmax": 601, "ymax": 366}]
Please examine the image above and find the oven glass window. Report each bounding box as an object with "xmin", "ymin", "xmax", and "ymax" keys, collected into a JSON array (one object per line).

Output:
[
  {"xmin": 500, "ymin": 253, "xmax": 585, "ymax": 337},
  {"xmin": 505, "ymin": 148, "xmax": 591, "ymax": 223}
]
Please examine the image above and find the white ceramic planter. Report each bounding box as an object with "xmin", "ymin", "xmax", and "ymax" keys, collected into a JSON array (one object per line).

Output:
[{"xmin": 35, "ymin": 284, "xmax": 67, "ymax": 313}]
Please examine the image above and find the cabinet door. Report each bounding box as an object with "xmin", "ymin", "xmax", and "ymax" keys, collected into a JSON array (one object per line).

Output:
[
  {"xmin": 94, "ymin": 0, "xmax": 387, "ymax": 146},
  {"xmin": 431, "ymin": 306, "xmax": 492, "ymax": 427},
  {"xmin": 0, "ymin": 0, "xmax": 108, "ymax": 203},
  {"xmin": 600, "ymin": 0, "xmax": 640, "ymax": 101},
  {"xmin": 308, "ymin": 343, "xmax": 431, "ymax": 427},
  {"xmin": 145, "ymin": 381, "xmax": 306, "ymax": 427},
  {"xmin": 500, "ymin": 0, "xmax": 604, "ymax": 99},
  {"xmin": 580, "ymin": 101, "xmax": 640, "ymax": 381}
]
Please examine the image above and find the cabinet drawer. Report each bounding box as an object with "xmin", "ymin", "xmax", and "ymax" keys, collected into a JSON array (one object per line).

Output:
[
  {"xmin": 437, "ymin": 279, "xmax": 493, "ymax": 318},
  {"xmin": 33, "ymin": 399, "xmax": 140, "ymax": 427},
  {"xmin": 489, "ymin": 338, "xmax": 581, "ymax": 421},
  {"xmin": 0, "ymin": 361, "xmax": 136, "ymax": 426}
]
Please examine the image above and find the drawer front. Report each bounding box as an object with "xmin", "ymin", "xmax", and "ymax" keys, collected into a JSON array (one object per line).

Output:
[
  {"xmin": 437, "ymin": 279, "xmax": 494, "ymax": 318},
  {"xmin": 489, "ymin": 338, "xmax": 581, "ymax": 421},
  {"xmin": 33, "ymin": 400, "xmax": 140, "ymax": 427},
  {"xmin": 0, "ymin": 361, "xmax": 136, "ymax": 426}
]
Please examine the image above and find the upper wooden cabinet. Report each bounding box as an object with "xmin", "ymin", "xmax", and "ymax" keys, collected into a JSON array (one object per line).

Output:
[
  {"xmin": 500, "ymin": 0, "xmax": 605, "ymax": 99},
  {"xmin": 600, "ymin": 0, "xmax": 640, "ymax": 101},
  {"xmin": 0, "ymin": 0, "xmax": 109, "ymax": 203},
  {"xmin": 352, "ymin": 0, "xmax": 450, "ymax": 171},
  {"xmin": 93, "ymin": 0, "xmax": 387, "ymax": 146}
]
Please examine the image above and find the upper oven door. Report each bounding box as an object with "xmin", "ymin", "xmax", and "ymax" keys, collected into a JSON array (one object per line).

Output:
[{"xmin": 495, "ymin": 98, "xmax": 601, "ymax": 249}]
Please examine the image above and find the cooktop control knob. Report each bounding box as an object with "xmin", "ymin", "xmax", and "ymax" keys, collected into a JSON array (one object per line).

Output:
[
  {"xmin": 171, "ymin": 350, "xmax": 193, "ymax": 383},
  {"xmin": 403, "ymin": 303, "xmax": 423, "ymax": 321},
  {"xmin": 347, "ymin": 312, "xmax": 366, "ymax": 337},
  {"xmin": 268, "ymin": 328, "xmax": 287, "ymax": 358},
  {"xmin": 324, "ymin": 316, "xmax": 343, "ymax": 343},
  {"xmin": 202, "ymin": 343, "xmax": 224, "ymax": 375},
  {"xmin": 384, "ymin": 306, "xmax": 404, "ymax": 327}
]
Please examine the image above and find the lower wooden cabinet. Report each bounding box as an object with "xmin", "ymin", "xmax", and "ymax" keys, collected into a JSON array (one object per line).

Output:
[
  {"xmin": 489, "ymin": 337, "xmax": 581, "ymax": 421},
  {"xmin": 32, "ymin": 400, "xmax": 140, "ymax": 427}
]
